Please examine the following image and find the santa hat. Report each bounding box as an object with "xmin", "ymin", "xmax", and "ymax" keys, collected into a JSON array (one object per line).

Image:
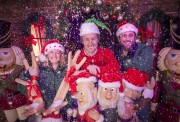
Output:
[
  {"xmin": 123, "ymin": 68, "xmax": 148, "ymax": 91},
  {"xmin": 38, "ymin": 40, "xmax": 65, "ymax": 62},
  {"xmin": 68, "ymin": 71, "xmax": 97, "ymax": 95},
  {"xmin": 79, "ymin": 18, "xmax": 111, "ymax": 36},
  {"xmin": 98, "ymin": 72, "xmax": 121, "ymax": 88},
  {"xmin": 11, "ymin": 46, "xmax": 25, "ymax": 66},
  {"xmin": 79, "ymin": 22, "xmax": 100, "ymax": 36},
  {"xmin": 116, "ymin": 20, "xmax": 138, "ymax": 37},
  {"xmin": 0, "ymin": 20, "xmax": 11, "ymax": 48}
]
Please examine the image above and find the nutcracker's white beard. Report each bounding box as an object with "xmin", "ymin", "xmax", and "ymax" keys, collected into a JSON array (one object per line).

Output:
[
  {"xmin": 78, "ymin": 89, "xmax": 97, "ymax": 115},
  {"xmin": 97, "ymin": 88, "xmax": 118, "ymax": 110}
]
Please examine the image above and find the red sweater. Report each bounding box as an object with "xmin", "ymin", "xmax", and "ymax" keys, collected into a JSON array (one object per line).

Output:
[
  {"xmin": 78, "ymin": 106, "xmax": 99, "ymax": 122},
  {"xmin": 77, "ymin": 48, "xmax": 120, "ymax": 77}
]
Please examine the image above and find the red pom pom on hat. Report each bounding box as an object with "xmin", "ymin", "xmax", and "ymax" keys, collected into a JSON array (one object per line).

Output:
[{"xmin": 123, "ymin": 68, "xmax": 148, "ymax": 91}]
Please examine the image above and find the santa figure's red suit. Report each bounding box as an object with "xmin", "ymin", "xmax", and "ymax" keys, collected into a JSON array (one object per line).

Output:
[{"xmin": 78, "ymin": 106, "xmax": 99, "ymax": 122}]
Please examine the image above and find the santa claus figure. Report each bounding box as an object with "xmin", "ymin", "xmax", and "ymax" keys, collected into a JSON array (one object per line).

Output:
[
  {"xmin": 97, "ymin": 72, "xmax": 121, "ymax": 122},
  {"xmin": 117, "ymin": 68, "xmax": 149, "ymax": 122},
  {"xmin": 68, "ymin": 71, "xmax": 104, "ymax": 122},
  {"xmin": 151, "ymin": 17, "xmax": 180, "ymax": 122},
  {"xmin": 0, "ymin": 46, "xmax": 27, "ymax": 122}
]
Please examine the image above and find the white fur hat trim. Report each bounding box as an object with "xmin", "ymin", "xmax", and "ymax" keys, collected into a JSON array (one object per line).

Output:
[
  {"xmin": 116, "ymin": 23, "xmax": 138, "ymax": 37},
  {"xmin": 76, "ymin": 76, "xmax": 97, "ymax": 84},
  {"xmin": 44, "ymin": 42, "xmax": 64, "ymax": 55},
  {"xmin": 123, "ymin": 79, "xmax": 144, "ymax": 91},
  {"xmin": 79, "ymin": 22, "xmax": 100, "ymax": 36},
  {"xmin": 98, "ymin": 80, "xmax": 120, "ymax": 88}
]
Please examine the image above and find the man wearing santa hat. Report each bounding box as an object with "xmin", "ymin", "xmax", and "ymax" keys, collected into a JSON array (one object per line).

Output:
[
  {"xmin": 118, "ymin": 68, "xmax": 151, "ymax": 122},
  {"xmin": 77, "ymin": 18, "xmax": 120, "ymax": 77},
  {"xmin": 68, "ymin": 71, "xmax": 104, "ymax": 122},
  {"xmin": 97, "ymin": 72, "xmax": 121, "ymax": 122},
  {"xmin": 115, "ymin": 21, "xmax": 153, "ymax": 79}
]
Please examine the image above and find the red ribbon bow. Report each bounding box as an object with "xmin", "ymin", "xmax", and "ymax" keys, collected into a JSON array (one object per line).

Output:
[
  {"xmin": 138, "ymin": 27, "xmax": 154, "ymax": 41},
  {"xmin": 22, "ymin": 35, "xmax": 37, "ymax": 47},
  {"xmin": 26, "ymin": 77, "xmax": 42, "ymax": 104}
]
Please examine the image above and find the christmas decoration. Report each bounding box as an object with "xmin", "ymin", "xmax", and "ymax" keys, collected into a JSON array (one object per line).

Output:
[
  {"xmin": 118, "ymin": 68, "xmax": 155, "ymax": 121},
  {"xmin": 138, "ymin": 27, "xmax": 154, "ymax": 42},
  {"xmin": 139, "ymin": 8, "xmax": 170, "ymax": 47},
  {"xmin": 56, "ymin": 0, "xmax": 136, "ymax": 53},
  {"xmin": 21, "ymin": 12, "xmax": 54, "ymax": 63},
  {"xmin": 85, "ymin": 6, "xmax": 91, "ymax": 13},
  {"xmin": 97, "ymin": 72, "xmax": 122, "ymax": 122},
  {"xmin": 96, "ymin": 0, "xmax": 102, "ymax": 5},
  {"xmin": 0, "ymin": 46, "xmax": 27, "ymax": 122},
  {"xmin": 22, "ymin": 35, "xmax": 37, "ymax": 47},
  {"xmin": 117, "ymin": 14, "xmax": 123, "ymax": 21},
  {"xmin": 151, "ymin": 17, "xmax": 180, "ymax": 122},
  {"xmin": 68, "ymin": 71, "xmax": 104, "ymax": 122},
  {"xmin": 21, "ymin": 12, "xmax": 53, "ymax": 39}
]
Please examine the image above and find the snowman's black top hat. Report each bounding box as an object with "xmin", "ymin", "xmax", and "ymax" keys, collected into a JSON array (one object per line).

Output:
[{"xmin": 0, "ymin": 20, "xmax": 11, "ymax": 48}]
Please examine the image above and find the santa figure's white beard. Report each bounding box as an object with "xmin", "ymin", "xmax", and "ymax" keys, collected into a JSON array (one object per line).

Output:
[
  {"xmin": 78, "ymin": 89, "xmax": 97, "ymax": 115},
  {"xmin": 97, "ymin": 88, "xmax": 118, "ymax": 110}
]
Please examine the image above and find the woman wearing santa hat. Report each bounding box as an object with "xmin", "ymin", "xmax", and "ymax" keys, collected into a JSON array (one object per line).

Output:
[
  {"xmin": 38, "ymin": 39, "xmax": 72, "ymax": 122},
  {"xmin": 19, "ymin": 40, "xmax": 70, "ymax": 122}
]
